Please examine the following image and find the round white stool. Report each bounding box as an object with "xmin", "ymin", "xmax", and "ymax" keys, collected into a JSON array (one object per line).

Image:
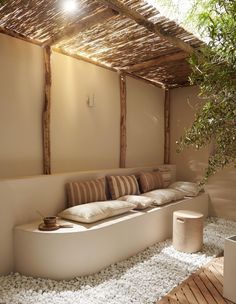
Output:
[{"xmin": 173, "ymin": 210, "xmax": 204, "ymax": 253}]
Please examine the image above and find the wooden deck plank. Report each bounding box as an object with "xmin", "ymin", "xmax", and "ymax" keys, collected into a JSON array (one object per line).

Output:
[
  {"xmin": 156, "ymin": 258, "xmax": 231, "ymax": 304},
  {"xmin": 188, "ymin": 278, "xmax": 208, "ymax": 304},
  {"xmin": 198, "ymin": 271, "xmax": 225, "ymax": 304},
  {"xmin": 181, "ymin": 284, "xmax": 198, "ymax": 304},
  {"xmin": 203, "ymin": 268, "xmax": 223, "ymax": 296},
  {"xmin": 175, "ymin": 287, "xmax": 189, "ymax": 304},
  {"xmin": 193, "ymin": 274, "xmax": 217, "ymax": 304}
]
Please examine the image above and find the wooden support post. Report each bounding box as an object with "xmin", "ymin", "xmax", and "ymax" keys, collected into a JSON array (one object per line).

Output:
[
  {"xmin": 42, "ymin": 46, "xmax": 51, "ymax": 174},
  {"xmin": 164, "ymin": 89, "xmax": 170, "ymax": 164},
  {"xmin": 119, "ymin": 73, "xmax": 127, "ymax": 168}
]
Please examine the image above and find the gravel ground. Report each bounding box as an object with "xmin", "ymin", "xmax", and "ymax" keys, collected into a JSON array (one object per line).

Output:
[{"xmin": 0, "ymin": 217, "xmax": 235, "ymax": 304}]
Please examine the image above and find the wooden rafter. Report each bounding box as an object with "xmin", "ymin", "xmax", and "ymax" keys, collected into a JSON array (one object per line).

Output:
[
  {"xmin": 125, "ymin": 52, "xmax": 189, "ymax": 73},
  {"xmin": 43, "ymin": 8, "xmax": 118, "ymax": 47},
  {"xmin": 164, "ymin": 89, "xmax": 170, "ymax": 164},
  {"xmin": 53, "ymin": 47, "xmax": 116, "ymax": 71},
  {"xmin": 53, "ymin": 47, "xmax": 163, "ymax": 87},
  {"xmin": 119, "ymin": 73, "xmax": 127, "ymax": 168},
  {"xmin": 99, "ymin": 0, "xmax": 196, "ymax": 54},
  {"xmin": 0, "ymin": 26, "xmax": 42, "ymax": 46},
  {"xmin": 42, "ymin": 46, "xmax": 52, "ymax": 174}
]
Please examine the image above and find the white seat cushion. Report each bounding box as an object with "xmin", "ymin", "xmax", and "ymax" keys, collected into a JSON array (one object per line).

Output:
[
  {"xmin": 168, "ymin": 181, "xmax": 201, "ymax": 197},
  {"xmin": 58, "ymin": 200, "xmax": 136, "ymax": 223},
  {"xmin": 141, "ymin": 189, "xmax": 185, "ymax": 205},
  {"xmin": 118, "ymin": 195, "xmax": 154, "ymax": 210}
]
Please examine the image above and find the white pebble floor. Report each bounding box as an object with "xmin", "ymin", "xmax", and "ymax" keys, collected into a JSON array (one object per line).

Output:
[{"xmin": 0, "ymin": 217, "xmax": 236, "ymax": 304}]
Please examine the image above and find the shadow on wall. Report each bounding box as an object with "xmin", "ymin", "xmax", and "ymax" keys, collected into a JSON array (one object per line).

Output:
[{"xmin": 205, "ymin": 167, "xmax": 236, "ymax": 220}]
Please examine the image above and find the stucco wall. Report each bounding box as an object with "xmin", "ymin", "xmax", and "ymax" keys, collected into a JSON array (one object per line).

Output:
[
  {"xmin": 0, "ymin": 34, "xmax": 165, "ymax": 178},
  {"xmin": 0, "ymin": 33, "xmax": 44, "ymax": 178},
  {"xmin": 170, "ymin": 85, "xmax": 236, "ymax": 219},
  {"xmin": 126, "ymin": 76, "xmax": 164, "ymax": 167},
  {"xmin": 51, "ymin": 52, "xmax": 121, "ymax": 172}
]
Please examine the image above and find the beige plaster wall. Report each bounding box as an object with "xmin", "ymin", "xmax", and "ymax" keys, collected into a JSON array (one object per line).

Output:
[
  {"xmin": 170, "ymin": 86, "xmax": 209, "ymax": 182},
  {"xmin": 51, "ymin": 52, "xmax": 120, "ymax": 172},
  {"xmin": 0, "ymin": 34, "xmax": 44, "ymax": 178},
  {"xmin": 126, "ymin": 76, "xmax": 164, "ymax": 167},
  {"xmin": 170, "ymin": 86, "xmax": 236, "ymax": 219},
  {"xmin": 0, "ymin": 35, "xmax": 165, "ymax": 178}
]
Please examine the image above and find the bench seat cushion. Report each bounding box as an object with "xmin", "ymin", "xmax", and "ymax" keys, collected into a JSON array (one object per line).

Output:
[
  {"xmin": 58, "ymin": 200, "xmax": 136, "ymax": 223},
  {"xmin": 141, "ymin": 188, "xmax": 185, "ymax": 206}
]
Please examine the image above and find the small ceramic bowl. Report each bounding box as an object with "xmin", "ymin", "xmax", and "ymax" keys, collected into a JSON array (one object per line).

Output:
[{"xmin": 43, "ymin": 216, "xmax": 57, "ymax": 227}]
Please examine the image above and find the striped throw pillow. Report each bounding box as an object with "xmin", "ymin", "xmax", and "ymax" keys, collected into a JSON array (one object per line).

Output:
[
  {"xmin": 107, "ymin": 175, "xmax": 140, "ymax": 200},
  {"xmin": 66, "ymin": 177, "xmax": 107, "ymax": 207},
  {"xmin": 139, "ymin": 171, "xmax": 164, "ymax": 193}
]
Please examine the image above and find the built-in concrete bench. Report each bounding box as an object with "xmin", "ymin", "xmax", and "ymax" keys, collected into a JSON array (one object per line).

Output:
[{"xmin": 14, "ymin": 193, "xmax": 208, "ymax": 280}]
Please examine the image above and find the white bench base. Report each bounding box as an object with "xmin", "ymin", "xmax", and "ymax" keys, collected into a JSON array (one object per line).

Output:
[{"xmin": 14, "ymin": 193, "xmax": 208, "ymax": 280}]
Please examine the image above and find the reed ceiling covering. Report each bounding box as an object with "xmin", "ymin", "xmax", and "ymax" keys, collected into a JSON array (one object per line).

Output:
[{"xmin": 0, "ymin": 0, "xmax": 203, "ymax": 88}]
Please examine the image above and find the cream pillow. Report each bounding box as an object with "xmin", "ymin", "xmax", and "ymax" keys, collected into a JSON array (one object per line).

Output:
[
  {"xmin": 141, "ymin": 189, "xmax": 185, "ymax": 206},
  {"xmin": 119, "ymin": 195, "xmax": 154, "ymax": 210},
  {"xmin": 58, "ymin": 200, "xmax": 136, "ymax": 223},
  {"xmin": 169, "ymin": 181, "xmax": 201, "ymax": 197}
]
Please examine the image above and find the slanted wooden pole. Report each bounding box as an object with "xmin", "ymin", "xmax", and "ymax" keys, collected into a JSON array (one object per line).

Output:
[
  {"xmin": 42, "ymin": 46, "xmax": 51, "ymax": 174},
  {"xmin": 99, "ymin": 0, "xmax": 196, "ymax": 54},
  {"xmin": 119, "ymin": 73, "xmax": 127, "ymax": 168},
  {"xmin": 164, "ymin": 89, "xmax": 170, "ymax": 164},
  {"xmin": 124, "ymin": 52, "xmax": 188, "ymax": 73}
]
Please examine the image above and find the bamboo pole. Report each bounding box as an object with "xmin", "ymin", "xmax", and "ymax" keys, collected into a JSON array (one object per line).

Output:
[
  {"xmin": 125, "ymin": 52, "xmax": 188, "ymax": 73},
  {"xmin": 164, "ymin": 89, "xmax": 170, "ymax": 164},
  {"xmin": 43, "ymin": 8, "xmax": 117, "ymax": 47},
  {"xmin": 42, "ymin": 46, "xmax": 51, "ymax": 174},
  {"xmin": 99, "ymin": 0, "xmax": 196, "ymax": 54},
  {"xmin": 119, "ymin": 73, "xmax": 127, "ymax": 168}
]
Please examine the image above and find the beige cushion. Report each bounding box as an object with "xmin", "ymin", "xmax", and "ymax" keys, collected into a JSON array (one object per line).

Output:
[
  {"xmin": 141, "ymin": 189, "xmax": 185, "ymax": 206},
  {"xmin": 139, "ymin": 171, "xmax": 164, "ymax": 193},
  {"xmin": 58, "ymin": 200, "xmax": 136, "ymax": 223},
  {"xmin": 119, "ymin": 195, "xmax": 154, "ymax": 210},
  {"xmin": 107, "ymin": 175, "xmax": 140, "ymax": 200},
  {"xmin": 66, "ymin": 177, "xmax": 107, "ymax": 207},
  {"xmin": 169, "ymin": 181, "xmax": 201, "ymax": 197}
]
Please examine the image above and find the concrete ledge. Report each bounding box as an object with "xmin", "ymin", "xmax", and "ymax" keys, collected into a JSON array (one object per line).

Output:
[{"xmin": 14, "ymin": 193, "xmax": 209, "ymax": 280}]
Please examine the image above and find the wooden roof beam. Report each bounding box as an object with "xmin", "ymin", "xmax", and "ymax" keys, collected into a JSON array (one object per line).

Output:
[
  {"xmin": 124, "ymin": 52, "xmax": 189, "ymax": 73},
  {"xmin": 43, "ymin": 8, "xmax": 118, "ymax": 47},
  {"xmin": 99, "ymin": 0, "xmax": 196, "ymax": 54}
]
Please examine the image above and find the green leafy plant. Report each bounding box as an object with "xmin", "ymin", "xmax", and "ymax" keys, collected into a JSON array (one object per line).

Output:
[{"xmin": 177, "ymin": 0, "xmax": 236, "ymax": 183}]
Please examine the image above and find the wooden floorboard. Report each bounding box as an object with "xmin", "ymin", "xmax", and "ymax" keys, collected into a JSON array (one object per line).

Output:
[{"xmin": 156, "ymin": 257, "xmax": 234, "ymax": 304}]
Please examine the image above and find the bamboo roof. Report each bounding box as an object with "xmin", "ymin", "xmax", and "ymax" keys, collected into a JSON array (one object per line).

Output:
[{"xmin": 0, "ymin": 0, "xmax": 203, "ymax": 88}]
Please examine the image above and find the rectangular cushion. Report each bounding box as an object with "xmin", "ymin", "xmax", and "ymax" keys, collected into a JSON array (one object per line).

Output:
[
  {"xmin": 66, "ymin": 177, "xmax": 107, "ymax": 207},
  {"xmin": 119, "ymin": 195, "xmax": 154, "ymax": 210},
  {"xmin": 139, "ymin": 171, "xmax": 164, "ymax": 193},
  {"xmin": 107, "ymin": 175, "xmax": 140, "ymax": 200},
  {"xmin": 58, "ymin": 200, "xmax": 136, "ymax": 223},
  {"xmin": 169, "ymin": 181, "xmax": 201, "ymax": 197},
  {"xmin": 141, "ymin": 189, "xmax": 185, "ymax": 206}
]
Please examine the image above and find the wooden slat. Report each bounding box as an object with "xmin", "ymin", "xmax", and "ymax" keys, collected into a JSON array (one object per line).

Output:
[
  {"xmin": 42, "ymin": 46, "xmax": 51, "ymax": 174},
  {"xmin": 156, "ymin": 258, "xmax": 231, "ymax": 304},
  {"xmin": 193, "ymin": 274, "xmax": 217, "ymax": 303},
  {"xmin": 43, "ymin": 8, "xmax": 118, "ymax": 46},
  {"xmin": 99, "ymin": 0, "xmax": 196, "ymax": 54},
  {"xmin": 124, "ymin": 52, "xmax": 189, "ymax": 72},
  {"xmin": 175, "ymin": 288, "xmax": 189, "ymax": 304},
  {"xmin": 181, "ymin": 284, "xmax": 198, "ymax": 304},
  {"xmin": 119, "ymin": 73, "xmax": 127, "ymax": 168},
  {"xmin": 164, "ymin": 89, "xmax": 170, "ymax": 164},
  {"xmin": 199, "ymin": 271, "xmax": 225, "ymax": 304}
]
